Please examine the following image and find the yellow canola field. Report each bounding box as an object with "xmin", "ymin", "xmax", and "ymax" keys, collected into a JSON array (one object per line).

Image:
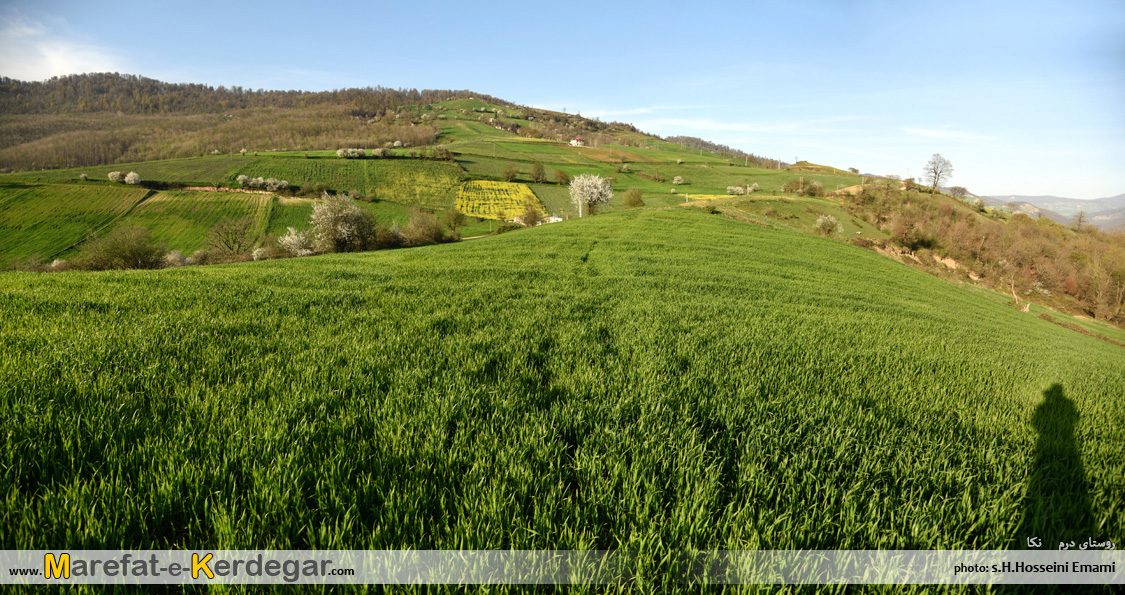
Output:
[{"xmin": 456, "ymin": 181, "xmax": 547, "ymax": 221}]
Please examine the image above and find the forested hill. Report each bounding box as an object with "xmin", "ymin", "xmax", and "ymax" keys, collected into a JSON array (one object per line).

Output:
[
  {"xmin": 0, "ymin": 73, "xmax": 511, "ymax": 116},
  {"xmin": 663, "ymin": 135, "xmax": 783, "ymax": 170}
]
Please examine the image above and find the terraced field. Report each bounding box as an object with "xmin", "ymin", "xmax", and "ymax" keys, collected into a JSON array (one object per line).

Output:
[
  {"xmin": 233, "ymin": 158, "xmax": 367, "ymax": 194},
  {"xmin": 362, "ymin": 160, "xmax": 463, "ymax": 210},
  {"xmin": 0, "ymin": 182, "xmax": 152, "ymax": 264},
  {"xmin": 7, "ymin": 156, "xmax": 243, "ymax": 186},
  {"xmin": 456, "ymin": 180, "xmax": 546, "ymax": 220},
  {"xmin": 120, "ymin": 190, "xmax": 270, "ymax": 253},
  {"xmin": 2, "ymin": 211, "xmax": 1121, "ymax": 589}
]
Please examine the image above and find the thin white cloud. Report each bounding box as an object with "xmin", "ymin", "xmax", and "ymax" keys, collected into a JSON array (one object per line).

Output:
[
  {"xmin": 0, "ymin": 12, "xmax": 126, "ymax": 81},
  {"xmin": 901, "ymin": 127, "xmax": 992, "ymax": 141}
]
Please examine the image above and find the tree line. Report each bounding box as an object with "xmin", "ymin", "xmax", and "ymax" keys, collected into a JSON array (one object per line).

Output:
[{"xmin": 0, "ymin": 73, "xmax": 511, "ymax": 116}]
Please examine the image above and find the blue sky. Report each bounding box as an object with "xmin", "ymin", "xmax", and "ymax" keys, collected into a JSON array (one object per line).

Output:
[{"xmin": 1, "ymin": 0, "xmax": 1122, "ymax": 199}]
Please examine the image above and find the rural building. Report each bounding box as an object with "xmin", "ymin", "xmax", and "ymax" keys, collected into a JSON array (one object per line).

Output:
[{"xmin": 570, "ymin": 138, "xmax": 585, "ymax": 147}]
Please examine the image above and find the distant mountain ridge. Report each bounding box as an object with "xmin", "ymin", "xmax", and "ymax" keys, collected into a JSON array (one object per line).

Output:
[
  {"xmin": 984, "ymin": 193, "xmax": 1125, "ymax": 215},
  {"xmin": 981, "ymin": 193, "xmax": 1125, "ymax": 231}
]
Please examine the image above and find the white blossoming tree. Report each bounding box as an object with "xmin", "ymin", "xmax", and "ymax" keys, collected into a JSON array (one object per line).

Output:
[
  {"xmin": 568, "ymin": 173, "xmax": 613, "ymax": 217},
  {"xmin": 310, "ymin": 194, "xmax": 376, "ymax": 253}
]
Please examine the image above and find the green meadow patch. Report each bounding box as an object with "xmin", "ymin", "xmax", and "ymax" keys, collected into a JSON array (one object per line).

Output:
[
  {"xmin": 118, "ymin": 190, "xmax": 271, "ymax": 254},
  {"xmin": 0, "ymin": 182, "xmax": 152, "ymax": 265}
]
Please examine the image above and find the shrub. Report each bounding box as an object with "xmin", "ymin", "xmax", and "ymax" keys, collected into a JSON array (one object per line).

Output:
[
  {"xmin": 781, "ymin": 177, "xmax": 824, "ymax": 197},
  {"xmin": 310, "ymin": 195, "xmax": 377, "ymax": 253},
  {"xmin": 531, "ymin": 162, "xmax": 545, "ymax": 183},
  {"xmin": 750, "ymin": 183, "xmax": 759, "ymax": 193},
  {"xmin": 124, "ymin": 172, "xmax": 141, "ymax": 185},
  {"xmin": 374, "ymin": 224, "xmax": 403, "ymax": 249},
  {"xmin": 441, "ymin": 208, "xmax": 467, "ymax": 231},
  {"xmin": 299, "ymin": 182, "xmax": 329, "ymax": 197},
  {"xmin": 73, "ymin": 226, "xmax": 165, "ymax": 270},
  {"xmin": 336, "ymin": 148, "xmax": 366, "ymax": 158},
  {"xmin": 278, "ymin": 227, "xmax": 314, "ymax": 256},
  {"xmin": 700, "ymin": 203, "xmax": 719, "ymax": 214},
  {"xmin": 672, "ymin": 176, "xmax": 684, "ymax": 185},
  {"xmin": 236, "ymin": 174, "xmax": 251, "ymax": 187},
  {"xmin": 502, "ymin": 164, "xmax": 519, "ymax": 182},
  {"xmin": 520, "ymin": 199, "xmax": 541, "ymax": 227},
  {"xmin": 494, "ymin": 222, "xmax": 524, "ymax": 234},
  {"xmin": 623, "ymin": 187, "xmax": 645, "ymax": 208},
  {"xmin": 554, "ymin": 170, "xmax": 571, "ymax": 185},
  {"xmin": 401, "ymin": 210, "xmax": 450, "ymax": 246},
  {"xmin": 79, "ymin": 173, "xmax": 88, "ymax": 182},
  {"xmin": 670, "ymin": 188, "xmax": 676, "ymax": 194},
  {"xmin": 814, "ymin": 214, "xmax": 840, "ymax": 236},
  {"xmin": 186, "ymin": 249, "xmax": 213, "ymax": 265},
  {"xmin": 163, "ymin": 250, "xmax": 187, "ymax": 267},
  {"xmin": 676, "ymin": 159, "xmax": 684, "ymax": 164},
  {"xmin": 108, "ymin": 171, "xmax": 124, "ymax": 183}
]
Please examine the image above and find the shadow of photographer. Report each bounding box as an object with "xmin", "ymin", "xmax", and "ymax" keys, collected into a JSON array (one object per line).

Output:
[{"xmin": 1017, "ymin": 384, "xmax": 1095, "ymax": 547}]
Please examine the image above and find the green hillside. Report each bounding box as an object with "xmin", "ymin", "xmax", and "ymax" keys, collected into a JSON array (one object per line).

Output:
[
  {"xmin": 2, "ymin": 209, "xmax": 1121, "ymax": 588},
  {"xmin": 0, "ymin": 116, "xmax": 861, "ymax": 266}
]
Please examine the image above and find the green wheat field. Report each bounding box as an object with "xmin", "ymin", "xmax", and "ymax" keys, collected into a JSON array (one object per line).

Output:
[{"xmin": 1, "ymin": 208, "xmax": 1122, "ymax": 591}]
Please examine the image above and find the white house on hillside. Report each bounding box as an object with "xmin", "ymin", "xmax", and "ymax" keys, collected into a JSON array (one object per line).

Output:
[{"xmin": 570, "ymin": 138, "xmax": 585, "ymax": 147}]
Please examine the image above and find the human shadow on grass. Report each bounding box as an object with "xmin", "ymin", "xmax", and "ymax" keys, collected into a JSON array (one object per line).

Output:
[{"xmin": 1016, "ymin": 384, "xmax": 1094, "ymax": 549}]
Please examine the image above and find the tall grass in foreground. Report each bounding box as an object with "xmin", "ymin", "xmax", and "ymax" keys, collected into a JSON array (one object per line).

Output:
[{"xmin": 1, "ymin": 209, "xmax": 1121, "ymax": 592}]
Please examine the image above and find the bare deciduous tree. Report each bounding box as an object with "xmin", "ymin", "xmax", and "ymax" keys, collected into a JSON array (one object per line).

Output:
[
  {"xmin": 924, "ymin": 154, "xmax": 953, "ymax": 194},
  {"xmin": 206, "ymin": 217, "xmax": 255, "ymax": 256}
]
